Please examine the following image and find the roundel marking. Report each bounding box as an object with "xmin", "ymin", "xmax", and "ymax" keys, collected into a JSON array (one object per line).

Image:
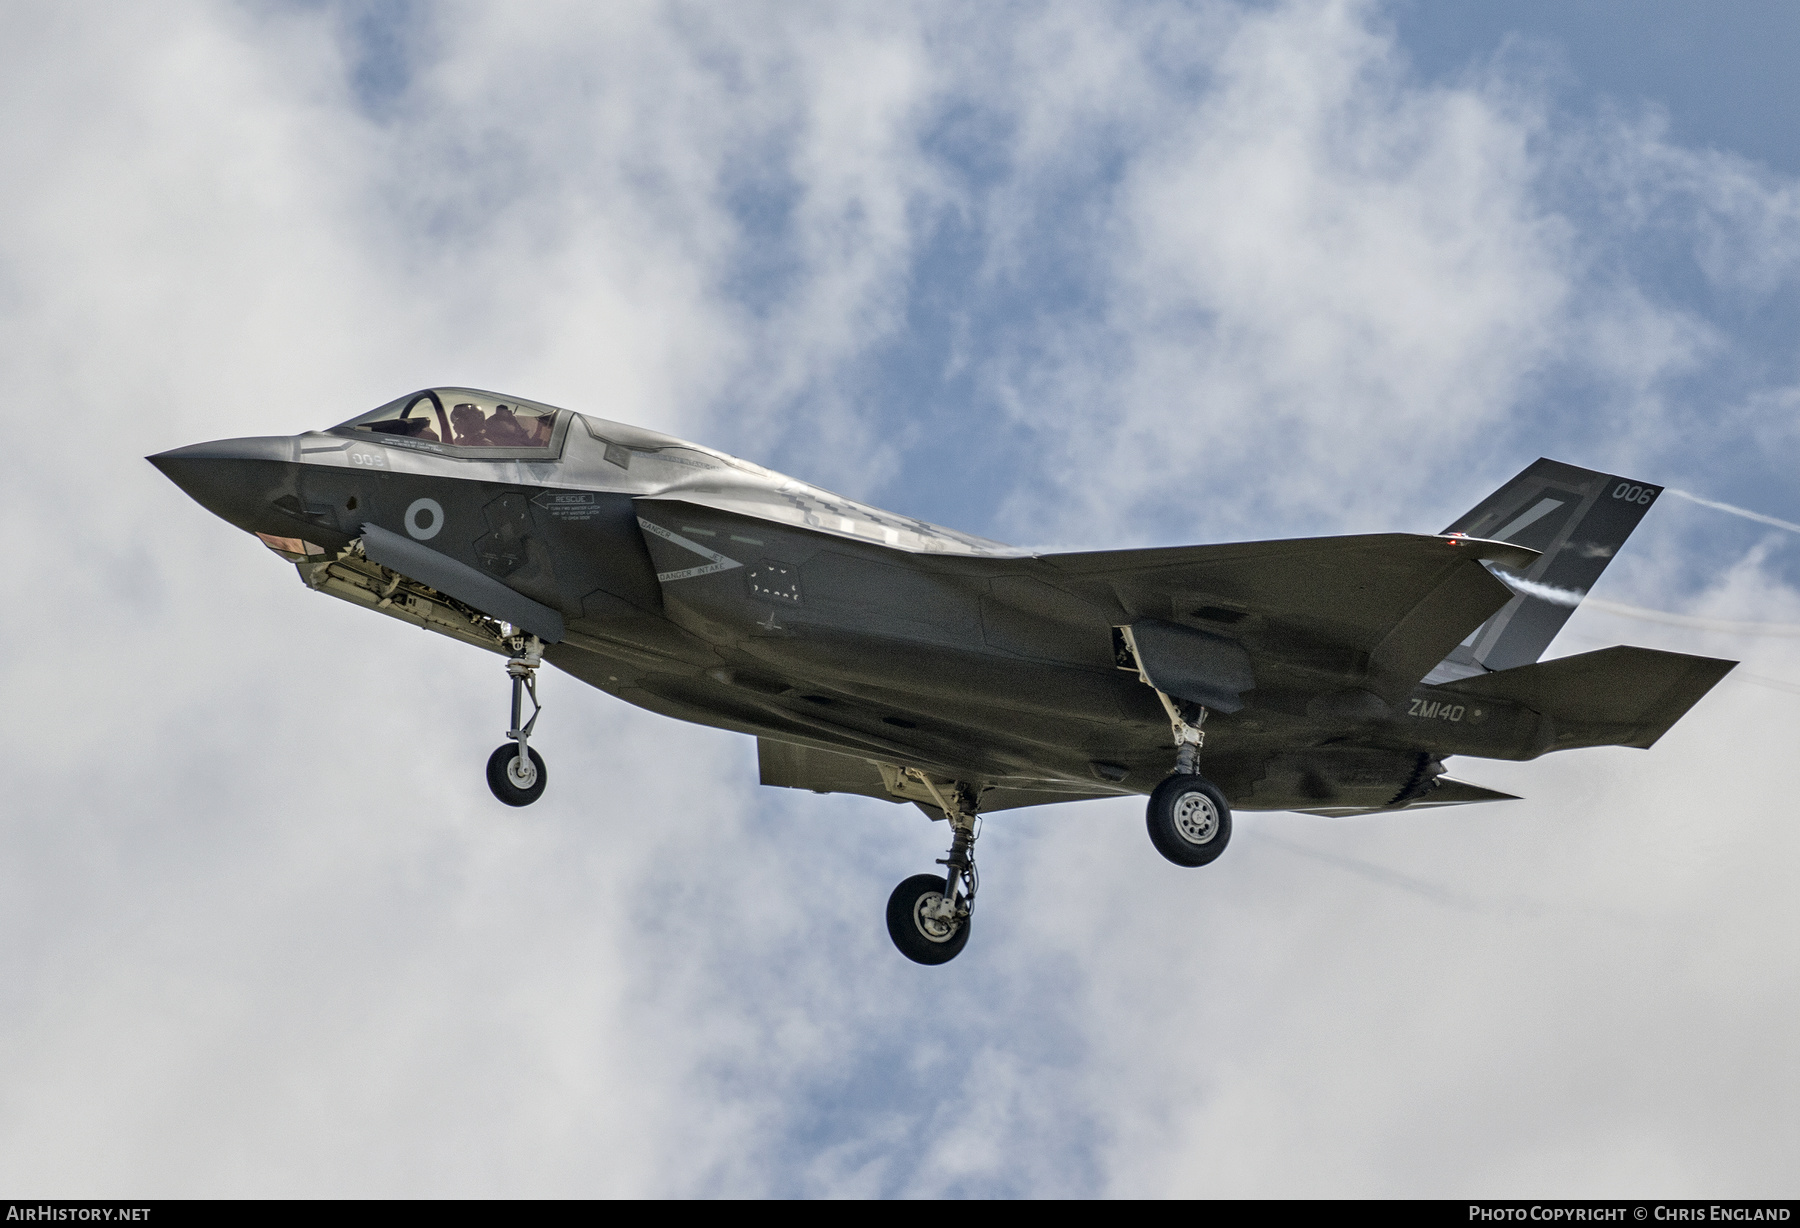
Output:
[{"xmin": 405, "ymin": 497, "xmax": 445, "ymax": 541}]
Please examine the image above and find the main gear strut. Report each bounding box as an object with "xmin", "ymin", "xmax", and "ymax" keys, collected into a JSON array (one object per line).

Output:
[{"xmin": 1116, "ymin": 624, "xmax": 1234, "ymax": 867}]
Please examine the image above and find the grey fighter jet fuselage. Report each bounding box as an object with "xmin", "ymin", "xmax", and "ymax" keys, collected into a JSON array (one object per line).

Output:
[{"xmin": 151, "ymin": 388, "xmax": 1735, "ymax": 964}]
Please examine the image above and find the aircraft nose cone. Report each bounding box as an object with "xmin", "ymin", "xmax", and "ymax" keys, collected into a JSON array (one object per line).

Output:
[{"xmin": 148, "ymin": 436, "xmax": 297, "ymax": 532}]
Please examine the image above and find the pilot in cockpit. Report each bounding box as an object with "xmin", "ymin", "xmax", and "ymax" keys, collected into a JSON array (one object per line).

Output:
[
  {"xmin": 450, "ymin": 402, "xmax": 489, "ymax": 447},
  {"xmin": 485, "ymin": 404, "xmax": 532, "ymax": 446}
]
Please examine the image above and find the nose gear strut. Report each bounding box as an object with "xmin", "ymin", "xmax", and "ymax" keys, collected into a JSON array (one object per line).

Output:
[
  {"xmin": 885, "ymin": 771, "xmax": 980, "ymax": 964},
  {"xmin": 486, "ymin": 632, "xmax": 548, "ymax": 807}
]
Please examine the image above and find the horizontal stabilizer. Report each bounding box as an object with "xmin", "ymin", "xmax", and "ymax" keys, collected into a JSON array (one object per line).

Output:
[
  {"xmin": 1296, "ymin": 777, "xmax": 1520, "ymax": 817},
  {"xmin": 1440, "ymin": 645, "xmax": 1735, "ymax": 750},
  {"xmin": 1414, "ymin": 778, "xmax": 1522, "ymax": 807}
]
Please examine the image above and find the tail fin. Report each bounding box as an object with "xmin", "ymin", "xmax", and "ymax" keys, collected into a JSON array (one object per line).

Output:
[{"xmin": 1430, "ymin": 459, "xmax": 1661, "ymax": 679}]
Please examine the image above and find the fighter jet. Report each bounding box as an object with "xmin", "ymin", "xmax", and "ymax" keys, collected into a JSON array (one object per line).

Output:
[{"xmin": 150, "ymin": 388, "xmax": 1735, "ymax": 964}]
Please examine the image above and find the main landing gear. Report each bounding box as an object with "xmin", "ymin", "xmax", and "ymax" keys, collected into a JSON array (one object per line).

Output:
[
  {"xmin": 486, "ymin": 633, "xmax": 548, "ymax": 807},
  {"xmin": 887, "ymin": 773, "xmax": 980, "ymax": 965},
  {"xmin": 1140, "ymin": 675, "xmax": 1232, "ymax": 869}
]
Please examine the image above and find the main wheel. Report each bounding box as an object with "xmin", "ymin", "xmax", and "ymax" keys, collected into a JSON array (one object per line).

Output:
[
  {"xmin": 1146, "ymin": 773, "xmax": 1231, "ymax": 866},
  {"xmin": 486, "ymin": 744, "xmax": 547, "ymax": 807},
  {"xmin": 886, "ymin": 873, "xmax": 971, "ymax": 965}
]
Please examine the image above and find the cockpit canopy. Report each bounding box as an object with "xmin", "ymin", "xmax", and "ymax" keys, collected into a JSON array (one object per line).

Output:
[{"xmin": 332, "ymin": 389, "xmax": 564, "ymax": 454}]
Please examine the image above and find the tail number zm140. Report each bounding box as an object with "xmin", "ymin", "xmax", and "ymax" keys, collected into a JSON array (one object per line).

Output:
[{"xmin": 1408, "ymin": 699, "xmax": 1464, "ymax": 722}]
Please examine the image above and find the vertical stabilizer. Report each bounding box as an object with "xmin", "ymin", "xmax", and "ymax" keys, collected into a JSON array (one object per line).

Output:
[{"xmin": 1428, "ymin": 459, "xmax": 1659, "ymax": 680}]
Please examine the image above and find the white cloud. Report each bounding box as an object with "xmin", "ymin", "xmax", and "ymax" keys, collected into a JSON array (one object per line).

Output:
[{"xmin": 975, "ymin": 0, "xmax": 1567, "ymax": 542}]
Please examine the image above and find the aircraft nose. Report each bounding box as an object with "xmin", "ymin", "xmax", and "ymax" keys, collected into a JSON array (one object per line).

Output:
[{"xmin": 148, "ymin": 436, "xmax": 297, "ymax": 532}]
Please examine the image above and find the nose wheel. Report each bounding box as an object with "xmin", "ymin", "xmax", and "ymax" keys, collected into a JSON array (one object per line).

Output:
[
  {"xmin": 487, "ymin": 634, "xmax": 548, "ymax": 807},
  {"xmin": 887, "ymin": 873, "xmax": 972, "ymax": 964},
  {"xmin": 886, "ymin": 773, "xmax": 980, "ymax": 964},
  {"xmin": 487, "ymin": 743, "xmax": 546, "ymax": 806}
]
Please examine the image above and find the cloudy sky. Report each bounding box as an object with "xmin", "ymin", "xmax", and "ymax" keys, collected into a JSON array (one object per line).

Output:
[{"xmin": 2, "ymin": 0, "xmax": 1796, "ymax": 1198}]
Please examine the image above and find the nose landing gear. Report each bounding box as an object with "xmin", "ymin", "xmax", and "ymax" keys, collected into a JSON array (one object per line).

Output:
[
  {"xmin": 887, "ymin": 773, "xmax": 980, "ymax": 965},
  {"xmin": 486, "ymin": 633, "xmax": 547, "ymax": 807}
]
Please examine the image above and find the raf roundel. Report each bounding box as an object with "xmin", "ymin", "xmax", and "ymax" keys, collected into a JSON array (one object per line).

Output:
[{"xmin": 404, "ymin": 497, "xmax": 445, "ymax": 541}]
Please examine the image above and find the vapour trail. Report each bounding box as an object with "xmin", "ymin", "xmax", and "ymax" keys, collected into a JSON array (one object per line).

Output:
[
  {"xmin": 1665, "ymin": 488, "xmax": 1800, "ymax": 535},
  {"xmin": 1496, "ymin": 572, "xmax": 1585, "ymax": 607},
  {"xmin": 1733, "ymin": 671, "xmax": 1800, "ymax": 696},
  {"xmin": 1249, "ymin": 830, "xmax": 1486, "ymax": 912},
  {"xmin": 1495, "ymin": 570, "xmax": 1800, "ymax": 636},
  {"xmin": 1581, "ymin": 597, "xmax": 1800, "ymax": 638},
  {"xmin": 1489, "ymin": 538, "xmax": 1800, "ymax": 636}
]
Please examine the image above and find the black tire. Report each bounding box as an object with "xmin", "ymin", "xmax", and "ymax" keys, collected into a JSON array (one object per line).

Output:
[
  {"xmin": 1146, "ymin": 773, "xmax": 1232, "ymax": 867},
  {"xmin": 486, "ymin": 744, "xmax": 547, "ymax": 807},
  {"xmin": 886, "ymin": 873, "xmax": 971, "ymax": 965}
]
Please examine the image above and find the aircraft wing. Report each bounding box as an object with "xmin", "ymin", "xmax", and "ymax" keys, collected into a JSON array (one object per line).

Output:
[
  {"xmin": 634, "ymin": 493, "xmax": 1541, "ymax": 706},
  {"xmin": 1031, "ymin": 533, "xmax": 1540, "ymax": 702}
]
